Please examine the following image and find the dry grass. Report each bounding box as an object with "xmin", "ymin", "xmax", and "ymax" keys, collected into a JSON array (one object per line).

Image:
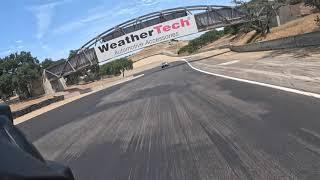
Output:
[
  {"xmin": 133, "ymin": 55, "xmax": 180, "ymax": 69},
  {"xmin": 231, "ymin": 31, "xmax": 258, "ymax": 45},
  {"xmin": 205, "ymin": 12, "xmax": 320, "ymax": 47},
  {"xmin": 260, "ymin": 13, "xmax": 320, "ymax": 41},
  {"xmin": 129, "ymin": 41, "xmax": 188, "ymax": 62},
  {"xmin": 199, "ymin": 35, "xmax": 235, "ymax": 51}
]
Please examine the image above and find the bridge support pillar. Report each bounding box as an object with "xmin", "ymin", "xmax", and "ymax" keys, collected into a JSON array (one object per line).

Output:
[{"xmin": 42, "ymin": 72, "xmax": 67, "ymax": 94}]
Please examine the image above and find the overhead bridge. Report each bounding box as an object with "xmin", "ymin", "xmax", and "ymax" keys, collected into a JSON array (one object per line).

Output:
[{"xmin": 45, "ymin": 5, "xmax": 247, "ymax": 81}]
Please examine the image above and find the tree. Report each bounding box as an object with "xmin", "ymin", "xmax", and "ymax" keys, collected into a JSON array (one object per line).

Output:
[
  {"xmin": 41, "ymin": 58, "xmax": 65, "ymax": 70},
  {"xmin": 234, "ymin": 0, "xmax": 285, "ymax": 35},
  {"xmin": 178, "ymin": 30, "xmax": 225, "ymax": 54},
  {"xmin": 41, "ymin": 58, "xmax": 56, "ymax": 69},
  {"xmin": 0, "ymin": 51, "xmax": 42, "ymax": 100},
  {"xmin": 0, "ymin": 74, "xmax": 14, "ymax": 102},
  {"xmin": 13, "ymin": 52, "xmax": 42, "ymax": 99},
  {"xmin": 304, "ymin": 0, "xmax": 320, "ymax": 10},
  {"xmin": 68, "ymin": 50, "xmax": 78, "ymax": 59},
  {"xmin": 99, "ymin": 58, "xmax": 133, "ymax": 77},
  {"xmin": 224, "ymin": 24, "xmax": 243, "ymax": 35}
]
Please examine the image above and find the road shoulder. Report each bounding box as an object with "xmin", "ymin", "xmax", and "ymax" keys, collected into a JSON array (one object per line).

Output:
[{"xmin": 14, "ymin": 74, "xmax": 144, "ymax": 125}]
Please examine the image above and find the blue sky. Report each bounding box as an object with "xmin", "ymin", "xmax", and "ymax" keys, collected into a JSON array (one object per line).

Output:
[{"xmin": 0, "ymin": 0, "xmax": 230, "ymax": 61}]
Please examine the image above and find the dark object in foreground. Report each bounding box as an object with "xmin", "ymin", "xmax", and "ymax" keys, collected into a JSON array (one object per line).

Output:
[
  {"xmin": 161, "ymin": 62, "xmax": 170, "ymax": 68},
  {"xmin": 0, "ymin": 104, "xmax": 75, "ymax": 180}
]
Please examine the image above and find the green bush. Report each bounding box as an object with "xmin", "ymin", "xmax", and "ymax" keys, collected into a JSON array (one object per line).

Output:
[
  {"xmin": 65, "ymin": 71, "xmax": 82, "ymax": 85},
  {"xmin": 99, "ymin": 58, "xmax": 133, "ymax": 77},
  {"xmin": 178, "ymin": 30, "xmax": 225, "ymax": 54}
]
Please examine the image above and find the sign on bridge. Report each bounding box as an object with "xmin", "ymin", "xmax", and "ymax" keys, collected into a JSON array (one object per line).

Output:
[
  {"xmin": 45, "ymin": 6, "xmax": 247, "ymax": 80},
  {"xmin": 94, "ymin": 15, "xmax": 199, "ymax": 62}
]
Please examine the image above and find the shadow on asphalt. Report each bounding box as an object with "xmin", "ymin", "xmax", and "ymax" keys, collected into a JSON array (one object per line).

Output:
[
  {"xmin": 187, "ymin": 51, "xmax": 230, "ymax": 63},
  {"xmin": 80, "ymin": 83, "xmax": 191, "ymax": 119}
]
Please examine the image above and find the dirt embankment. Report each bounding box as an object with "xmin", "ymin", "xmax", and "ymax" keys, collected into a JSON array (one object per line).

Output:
[
  {"xmin": 129, "ymin": 40, "xmax": 188, "ymax": 62},
  {"xmin": 257, "ymin": 13, "xmax": 320, "ymax": 41},
  {"xmin": 205, "ymin": 12, "xmax": 320, "ymax": 48},
  {"xmin": 232, "ymin": 12, "xmax": 320, "ymax": 45}
]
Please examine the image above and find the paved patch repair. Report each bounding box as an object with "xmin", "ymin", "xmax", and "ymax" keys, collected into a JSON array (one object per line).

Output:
[{"xmin": 18, "ymin": 61, "xmax": 320, "ymax": 180}]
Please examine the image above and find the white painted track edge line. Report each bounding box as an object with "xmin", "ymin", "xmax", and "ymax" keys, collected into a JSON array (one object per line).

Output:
[
  {"xmin": 218, "ymin": 60, "xmax": 240, "ymax": 66},
  {"xmin": 180, "ymin": 59, "xmax": 320, "ymax": 99}
]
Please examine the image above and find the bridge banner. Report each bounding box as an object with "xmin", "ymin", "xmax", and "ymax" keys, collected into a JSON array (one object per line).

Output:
[{"xmin": 94, "ymin": 15, "xmax": 199, "ymax": 62}]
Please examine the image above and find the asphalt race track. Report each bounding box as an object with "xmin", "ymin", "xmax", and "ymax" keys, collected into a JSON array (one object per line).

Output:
[{"xmin": 18, "ymin": 61, "xmax": 320, "ymax": 180}]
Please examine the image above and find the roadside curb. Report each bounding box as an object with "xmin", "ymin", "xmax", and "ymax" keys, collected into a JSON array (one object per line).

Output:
[
  {"xmin": 14, "ymin": 74, "xmax": 144, "ymax": 125},
  {"xmin": 12, "ymin": 96, "xmax": 65, "ymax": 119}
]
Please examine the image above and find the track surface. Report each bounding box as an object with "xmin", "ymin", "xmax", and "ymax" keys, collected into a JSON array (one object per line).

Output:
[{"xmin": 19, "ymin": 62, "xmax": 320, "ymax": 180}]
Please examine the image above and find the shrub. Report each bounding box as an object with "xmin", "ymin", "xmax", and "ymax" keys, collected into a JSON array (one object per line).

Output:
[
  {"xmin": 99, "ymin": 58, "xmax": 133, "ymax": 77},
  {"xmin": 178, "ymin": 30, "xmax": 225, "ymax": 54},
  {"xmin": 315, "ymin": 15, "xmax": 320, "ymax": 26}
]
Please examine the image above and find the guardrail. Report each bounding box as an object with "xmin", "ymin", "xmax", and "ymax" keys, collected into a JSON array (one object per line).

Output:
[
  {"xmin": 12, "ymin": 96, "xmax": 65, "ymax": 119},
  {"xmin": 230, "ymin": 31, "xmax": 320, "ymax": 52}
]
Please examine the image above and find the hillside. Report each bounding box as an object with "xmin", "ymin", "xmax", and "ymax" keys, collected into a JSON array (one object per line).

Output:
[
  {"xmin": 200, "ymin": 12, "xmax": 320, "ymax": 49},
  {"xmin": 233, "ymin": 12, "xmax": 320, "ymax": 45},
  {"xmin": 129, "ymin": 12, "xmax": 320, "ymax": 61},
  {"xmin": 258, "ymin": 13, "xmax": 320, "ymax": 41},
  {"xmin": 129, "ymin": 40, "xmax": 188, "ymax": 62}
]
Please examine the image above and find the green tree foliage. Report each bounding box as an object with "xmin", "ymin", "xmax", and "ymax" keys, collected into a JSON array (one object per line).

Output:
[
  {"xmin": 82, "ymin": 65, "xmax": 101, "ymax": 83},
  {"xmin": 68, "ymin": 50, "xmax": 78, "ymax": 59},
  {"xmin": 99, "ymin": 58, "xmax": 133, "ymax": 77},
  {"xmin": 65, "ymin": 71, "xmax": 82, "ymax": 85},
  {"xmin": 41, "ymin": 58, "xmax": 66, "ymax": 69},
  {"xmin": 87, "ymin": 64, "xmax": 100, "ymax": 81},
  {"xmin": 41, "ymin": 58, "xmax": 56, "ymax": 69},
  {"xmin": 0, "ymin": 51, "xmax": 42, "ymax": 100},
  {"xmin": 178, "ymin": 30, "xmax": 225, "ymax": 54},
  {"xmin": 0, "ymin": 74, "xmax": 14, "ymax": 102},
  {"xmin": 224, "ymin": 24, "xmax": 244, "ymax": 35}
]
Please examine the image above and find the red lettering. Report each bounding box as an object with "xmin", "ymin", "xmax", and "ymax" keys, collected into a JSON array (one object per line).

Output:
[
  {"xmin": 154, "ymin": 25, "xmax": 162, "ymax": 33},
  {"xmin": 180, "ymin": 18, "xmax": 190, "ymax": 27},
  {"xmin": 153, "ymin": 18, "xmax": 191, "ymax": 34},
  {"xmin": 163, "ymin": 25, "xmax": 171, "ymax": 32},
  {"xmin": 172, "ymin": 23, "xmax": 180, "ymax": 29}
]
